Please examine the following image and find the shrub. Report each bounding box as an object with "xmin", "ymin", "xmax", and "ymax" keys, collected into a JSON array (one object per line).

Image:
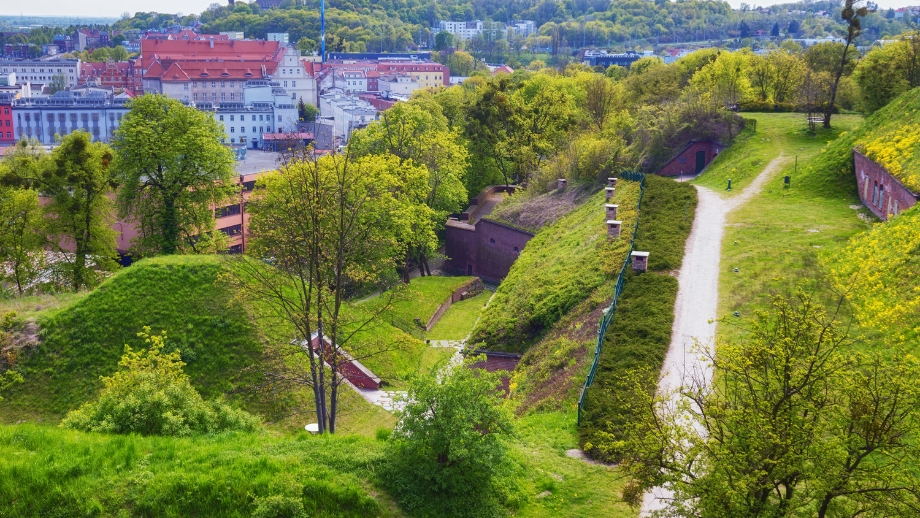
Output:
[
  {"xmin": 61, "ymin": 327, "xmax": 259, "ymax": 436},
  {"xmin": 383, "ymin": 360, "xmax": 518, "ymax": 517},
  {"xmin": 252, "ymin": 495, "xmax": 307, "ymax": 518}
]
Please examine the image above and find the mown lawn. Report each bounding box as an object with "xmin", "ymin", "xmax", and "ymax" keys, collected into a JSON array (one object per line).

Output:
[
  {"xmin": 427, "ymin": 290, "xmax": 491, "ymax": 340},
  {"xmin": 693, "ymin": 112, "xmax": 871, "ymax": 344}
]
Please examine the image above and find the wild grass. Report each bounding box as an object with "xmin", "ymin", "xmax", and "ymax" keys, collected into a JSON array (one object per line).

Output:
[
  {"xmin": 0, "ymin": 423, "xmax": 398, "ymax": 518},
  {"xmin": 470, "ymin": 182, "xmax": 641, "ymax": 353}
]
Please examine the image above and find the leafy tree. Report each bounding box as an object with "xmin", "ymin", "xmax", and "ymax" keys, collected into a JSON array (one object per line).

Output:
[
  {"xmin": 434, "ymin": 30, "xmax": 454, "ymax": 51},
  {"xmin": 110, "ymin": 45, "xmax": 129, "ymax": 61},
  {"xmin": 584, "ymin": 75, "xmax": 618, "ymax": 130},
  {"xmin": 689, "ymin": 49, "xmax": 753, "ymax": 111},
  {"xmin": 384, "ymin": 358, "xmax": 515, "ymax": 517},
  {"xmin": 788, "ymin": 19, "xmax": 801, "ymax": 35},
  {"xmin": 62, "ymin": 327, "xmax": 259, "ymax": 436},
  {"xmin": 855, "ymin": 32, "xmax": 920, "ymax": 113},
  {"xmin": 296, "ymin": 37, "xmax": 316, "ymax": 54},
  {"xmin": 739, "ymin": 19, "xmax": 751, "ymax": 38},
  {"xmin": 297, "ymin": 98, "xmax": 319, "ymax": 122},
  {"xmin": 0, "ymin": 187, "xmax": 45, "ymax": 296},
  {"xmin": 446, "ymin": 50, "xmax": 477, "ymax": 76},
  {"xmin": 349, "ymin": 98, "xmax": 466, "ymax": 278},
  {"xmin": 618, "ymin": 290, "xmax": 920, "ymax": 517},
  {"xmin": 230, "ymin": 151, "xmax": 430, "ymax": 433},
  {"xmin": 48, "ymin": 73, "xmax": 67, "ymax": 94},
  {"xmin": 112, "ymin": 94, "xmax": 235, "ymax": 255},
  {"xmin": 0, "ymin": 133, "xmax": 118, "ymax": 291},
  {"xmin": 825, "ymin": 0, "xmax": 868, "ymax": 128},
  {"xmin": 771, "ymin": 21, "xmax": 780, "ymax": 37},
  {"xmin": 749, "ymin": 49, "xmax": 806, "ymax": 103},
  {"xmin": 89, "ymin": 47, "xmax": 111, "ymax": 61}
]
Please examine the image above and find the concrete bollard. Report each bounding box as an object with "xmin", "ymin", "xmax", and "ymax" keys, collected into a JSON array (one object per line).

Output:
[
  {"xmin": 605, "ymin": 187, "xmax": 615, "ymax": 200},
  {"xmin": 605, "ymin": 204, "xmax": 618, "ymax": 220},
  {"xmin": 631, "ymin": 251, "xmax": 649, "ymax": 272},
  {"xmin": 607, "ymin": 220, "xmax": 622, "ymax": 239}
]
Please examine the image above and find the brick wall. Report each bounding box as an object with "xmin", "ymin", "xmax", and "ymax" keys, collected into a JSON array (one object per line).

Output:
[
  {"xmin": 444, "ymin": 219, "xmax": 533, "ymax": 283},
  {"xmin": 656, "ymin": 140, "xmax": 726, "ymax": 177},
  {"xmin": 854, "ymin": 151, "xmax": 919, "ymax": 221}
]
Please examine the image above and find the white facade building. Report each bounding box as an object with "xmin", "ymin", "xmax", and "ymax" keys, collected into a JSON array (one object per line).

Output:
[
  {"xmin": 435, "ymin": 20, "xmax": 485, "ymax": 40},
  {"xmin": 11, "ymin": 89, "xmax": 130, "ymax": 145},
  {"xmin": 276, "ymin": 47, "xmax": 319, "ymax": 106},
  {"xmin": 318, "ymin": 92, "xmax": 378, "ymax": 142},
  {"xmin": 0, "ymin": 58, "xmax": 80, "ymax": 88}
]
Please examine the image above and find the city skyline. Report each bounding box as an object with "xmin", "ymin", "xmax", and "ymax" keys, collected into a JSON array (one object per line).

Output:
[{"xmin": 2, "ymin": 0, "xmax": 919, "ymax": 20}]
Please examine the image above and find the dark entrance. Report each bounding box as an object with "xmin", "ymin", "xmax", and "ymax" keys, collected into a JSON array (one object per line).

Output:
[
  {"xmin": 467, "ymin": 264, "xmax": 473, "ymax": 275},
  {"xmin": 695, "ymin": 150, "xmax": 707, "ymax": 173}
]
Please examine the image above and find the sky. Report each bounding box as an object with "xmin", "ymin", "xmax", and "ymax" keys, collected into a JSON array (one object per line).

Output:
[{"xmin": 3, "ymin": 0, "xmax": 917, "ymax": 20}]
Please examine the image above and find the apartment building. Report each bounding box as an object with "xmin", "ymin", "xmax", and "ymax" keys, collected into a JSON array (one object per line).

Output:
[
  {"xmin": 0, "ymin": 58, "xmax": 80, "ymax": 88},
  {"xmin": 10, "ymin": 89, "xmax": 131, "ymax": 145}
]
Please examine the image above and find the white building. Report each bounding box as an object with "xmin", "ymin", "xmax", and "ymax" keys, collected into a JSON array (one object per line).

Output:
[
  {"xmin": 276, "ymin": 47, "xmax": 318, "ymax": 107},
  {"xmin": 341, "ymin": 71, "xmax": 367, "ymax": 92},
  {"xmin": 435, "ymin": 20, "xmax": 485, "ymax": 41},
  {"xmin": 509, "ymin": 21, "xmax": 537, "ymax": 38},
  {"xmin": 0, "ymin": 58, "xmax": 80, "ymax": 88},
  {"xmin": 318, "ymin": 92, "xmax": 378, "ymax": 142},
  {"xmin": 379, "ymin": 74, "xmax": 419, "ymax": 96},
  {"xmin": 11, "ymin": 89, "xmax": 130, "ymax": 145},
  {"xmin": 267, "ymin": 33, "xmax": 290, "ymax": 44},
  {"xmin": 219, "ymin": 31, "xmax": 245, "ymax": 40}
]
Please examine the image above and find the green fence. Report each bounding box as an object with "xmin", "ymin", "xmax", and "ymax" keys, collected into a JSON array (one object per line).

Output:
[{"xmin": 577, "ymin": 171, "xmax": 646, "ymax": 424}]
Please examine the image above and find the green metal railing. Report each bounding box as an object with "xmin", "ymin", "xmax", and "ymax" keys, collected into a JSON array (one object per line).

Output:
[{"xmin": 577, "ymin": 171, "xmax": 646, "ymax": 424}]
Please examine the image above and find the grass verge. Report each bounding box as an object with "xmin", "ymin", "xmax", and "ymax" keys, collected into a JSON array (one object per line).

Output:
[{"xmin": 427, "ymin": 290, "xmax": 491, "ymax": 340}]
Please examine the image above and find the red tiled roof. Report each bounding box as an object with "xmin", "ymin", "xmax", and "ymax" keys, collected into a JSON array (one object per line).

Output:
[{"xmin": 140, "ymin": 37, "xmax": 282, "ymax": 69}]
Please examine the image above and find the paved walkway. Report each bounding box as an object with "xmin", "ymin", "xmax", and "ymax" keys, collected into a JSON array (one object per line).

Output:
[{"xmin": 642, "ymin": 156, "xmax": 788, "ymax": 514}]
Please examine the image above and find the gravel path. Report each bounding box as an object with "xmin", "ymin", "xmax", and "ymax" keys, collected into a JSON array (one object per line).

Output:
[{"xmin": 641, "ymin": 155, "xmax": 788, "ymax": 514}]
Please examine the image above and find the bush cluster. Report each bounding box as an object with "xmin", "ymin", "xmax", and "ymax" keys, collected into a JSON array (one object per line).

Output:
[{"xmin": 61, "ymin": 327, "xmax": 259, "ymax": 436}]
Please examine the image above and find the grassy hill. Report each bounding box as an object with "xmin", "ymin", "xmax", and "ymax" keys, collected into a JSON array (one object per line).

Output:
[
  {"xmin": 1, "ymin": 255, "xmax": 263, "ymax": 423},
  {"xmin": 469, "ymin": 182, "xmax": 641, "ymax": 353},
  {"xmin": 0, "ymin": 255, "xmax": 473, "ymax": 425}
]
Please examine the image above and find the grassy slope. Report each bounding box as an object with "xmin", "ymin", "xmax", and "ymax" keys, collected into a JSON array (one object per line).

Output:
[
  {"xmin": 578, "ymin": 176, "xmax": 697, "ymax": 461},
  {"xmin": 2, "ymin": 255, "xmax": 263, "ymax": 423},
  {"xmin": 0, "ymin": 256, "xmax": 471, "ymax": 428},
  {"xmin": 691, "ymin": 113, "xmax": 869, "ymax": 345},
  {"xmin": 427, "ymin": 290, "xmax": 491, "ymax": 340},
  {"xmin": 470, "ymin": 182, "xmax": 641, "ymax": 353},
  {"xmin": 0, "ymin": 424, "xmax": 399, "ymax": 518}
]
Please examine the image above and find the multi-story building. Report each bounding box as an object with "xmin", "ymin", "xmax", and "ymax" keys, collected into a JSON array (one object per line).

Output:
[
  {"xmin": 75, "ymin": 29, "xmax": 109, "ymax": 51},
  {"xmin": 341, "ymin": 70, "xmax": 367, "ymax": 92},
  {"xmin": 319, "ymin": 92, "xmax": 378, "ymax": 142},
  {"xmin": 275, "ymin": 46, "xmax": 317, "ymax": 106},
  {"xmin": 79, "ymin": 61, "xmax": 133, "ymax": 93},
  {"xmin": 377, "ymin": 62, "xmax": 447, "ymax": 89},
  {"xmin": 0, "ymin": 58, "xmax": 80, "ymax": 88},
  {"xmin": 378, "ymin": 74, "xmax": 419, "ymax": 97},
  {"xmin": 509, "ymin": 21, "xmax": 537, "ymax": 38},
  {"xmin": 53, "ymin": 35, "xmax": 75, "ymax": 53},
  {"xmin": 10, "ymin": 88, "xmax": 131, "ymax": 145},
  {"xmin": 435, "ymin": 20, "xmax": 485, "ymax": 40},
  {"xmin": 0, "ymin": 93, "xmax": 14, "ymax": 145}
]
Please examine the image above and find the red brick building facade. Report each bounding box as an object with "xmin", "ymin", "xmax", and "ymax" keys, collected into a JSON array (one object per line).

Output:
[
  {"xmin": 656, "ymin": 140, "xmax": 726, "ymax": 177},
  {"xmin": 854, "ymin": 150, "xmax": 919, "ymax": 221},
  {"xmin": 0, "ymin": 103, "xmax": 13, "ymax": 145},
  {"xmin": 443, "ymin": 186, "xmax": 533, "ymax": 283}
]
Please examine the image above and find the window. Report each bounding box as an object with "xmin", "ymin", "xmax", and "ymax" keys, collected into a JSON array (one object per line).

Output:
[
  {"xmin": 292, "ymin": 81, "xmax": 296, "ymax": 87},
  {"xmin": 872, "ymin": 184, "xmax": 879, "ymax": 206},
  {"xmin": 212, "ymin": 93, "xmax": 216, "ymax": 101},
  {"xmin": 241, "ymin": 180, "xmax": 256, "ymax": 191},
  {"xmin": 259, "ymin": 114, "xmax": 263, "ymax": 121},
  {"xmin": 212, "ymin": 81, "xmax": 216, "ymax": 87},
  {"xmin": 489, "ymin": 238, "xmax": 495, "ymax": 244},
  {"xmin": 219, "ymin": 115, "xmax": 224, "ymax": 121},
  {"xmin": 230, "ymin": 127, "xmax": 235, "ymax": 133},
  {"xmin": 252, "ymin": 126, "xmax": 256, "ymax": 133},
  {"xmin": 277, "ymin": 116, "xmax": 282, "ymax": 122},
  {"xmin": 230, "ymin": 93, "xmax": 235, "ymax": 100},
  {"xmin": 283, "ymin": 81, "xmax": 288, "ymax": 87},
  {"xmin": 221, "ymin": 93, "xmax": 226, "ymax": 101},
  {"xmin": 251, "ymin": 115, "xmax": 256, "ymax": 121},
  {"xmin": 221, "ymin": 81, "xmax": 226, "ymax": 88},
  {"xmin": 230, "ymin": 115, "xmax": 235, "ymax": 121},
  {"xmin": 194, "ymin": 93, "xmax": 198, "ymax": 101},
  {"xmin": 879, "ymin": 186, "xmax": 885, "ymax": 207},
  {"xmin": 183, "ymin": 83, "xmax": 189, "ymax": 90},
  {"xmin": 513, "ymin": 246, "xmax": 519, "ymax": 252},
  {"xmin": 218, "ymin": 224, "xmax": 242, "ymax": 236},
  {"xmin": 894, "ymin": 199, "xmax": 899, "ymax": 215}
]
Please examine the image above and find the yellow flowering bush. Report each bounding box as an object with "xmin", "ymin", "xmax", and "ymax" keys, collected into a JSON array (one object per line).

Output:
[
  {"xmin": 827, "ymin": 207, "xmax": 920, "ymax": 343},
  {"xmin": 862, "ymin": 122, "xmax": 920, "ymax": 192}
]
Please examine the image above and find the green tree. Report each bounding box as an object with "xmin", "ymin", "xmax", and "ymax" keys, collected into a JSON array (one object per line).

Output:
[
  {"xmin": 434, "ymin": 30, "xmax": 454, "ymax": 51},
  {"xmin": 48, "ymin": 73, "xmax": 67, "ymax": 94},
  {"xmin": 297, "ymin": 98, "xmax": 318, "ymax": 121},
  {"xmin": 110, "ymin": 45, "xmax": 129, "ymax": 61},
  {"xmin": 384, "ymin": 358, "xmax": 514, "ymax": 517},
  {"xmin": 296, "ymin": 37, "xmax": 316, "ymax": 54},
  {"xmin": 855, "ymin": 33, "xmax": 920, "ymax": 113},
  {"xmin": 446, "ymin": 50, "xmax": 476, "ymax": 76},
  {"xmin": 112, "ymin": 94, "xmax": 235, "ymax": 255},
  {"xmin": 89, "ymin": 47, "xmax": 111, "ymax": 61},
  {"xmin": 230, "ymin": 151, "xmax": 429, "ymax": 434},
  {"xmin": 619, "ymin": 291, "xmax": 920, "ymax": 517},
  {"xmin": 824, "ymin": 0, "xmax": 867, "ymax": 127},
  {"xmin": 349, "ymin": 97, "xmax": 466, "ymax": 277},
  {"xmin": 0, "ymin": 133, "xmax": 118, "ymax": 291},
  {"xmin": 0, "ymin": 187, "xmax": 45, "ymax": 296},
  {"xmin": 688, "ymin": 49, "xmax": 753, "ymax": 111},
  {"xmin": 61, "ymin": 327, "xmax": 259, "ymax": 436}
]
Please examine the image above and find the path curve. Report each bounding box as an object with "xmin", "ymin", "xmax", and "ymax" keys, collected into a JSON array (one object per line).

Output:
[{"xmin": 641, "ymin": 155, "xmax": 788, "ymax": 514}]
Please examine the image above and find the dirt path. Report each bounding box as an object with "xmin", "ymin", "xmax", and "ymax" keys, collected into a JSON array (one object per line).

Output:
[{"xmin": 641, "ymin": 155, "xmax": 788, "ymax": 514}]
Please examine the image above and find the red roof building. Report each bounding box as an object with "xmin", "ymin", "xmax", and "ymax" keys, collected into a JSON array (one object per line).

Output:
[{"xmin": 79, "ymin": 61, "xmax": 134, "ymax": 94}]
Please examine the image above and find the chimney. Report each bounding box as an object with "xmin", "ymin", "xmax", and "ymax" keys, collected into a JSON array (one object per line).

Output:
[
  {"xmin": 557, "ymin": 178, "xmax": 567, "ymax": 191},
  {"xmin": 608, "ymin": 177, "xmax": 617, "ymax": 188},
  {"xmin": 631, "ymin": 251, "xmax": 649, "ymax": 272},
  {"xmin": 606, "ymin": 220, "xmax": 622, "ymax": 239},
  {"xmin": 605, "ymin": 204, "xmax": 618, "ymax": 220},
  {"xmin": 209, "ymin": 36, "xmax": 214, "ymax": 49},
  {"xmin": 605, "ymin": 187, "xmax": 615, "ymax": 200}
]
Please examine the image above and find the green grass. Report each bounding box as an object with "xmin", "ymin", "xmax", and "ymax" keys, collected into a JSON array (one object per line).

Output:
[
  {"xmin": 693, "ymin": 113, "xmax": 862, "ymax": 196},
  {"xmin": 427, "ymin": 291, "xmax": 491, "ymax": 340},
  {"xmin": 0, "ymin": 424, "xmax": 398, "ymax": 518},
  {"xmin": 417, "ymin": 347, "xmax": 456, "ymax": 376},
  {"xmin": 513, "ymin": 411, "xmax": 635, "ymax": 517},
  {"xmin": 577, "ymin": 176, "xmax": 696, "ymax": 462},
  {"xmin": 1, "ymin": 255, "xmax": 263, "ymax": 424},
  {"xmin": 693, "ymin": 112, "xmax": 870, "ymax": 345},
  {"xmin": 470, "ymin": 182, "xmax": 641, "ymax": 353}
]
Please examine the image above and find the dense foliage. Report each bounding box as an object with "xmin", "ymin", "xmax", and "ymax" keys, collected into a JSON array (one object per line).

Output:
[
  {"xmin": 384, "ymin": 360, "xmax": 517, "ymax": 517},
  {"xmin": 62, "ymin": 327, "xmax": 259, "ymax": 436}
]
